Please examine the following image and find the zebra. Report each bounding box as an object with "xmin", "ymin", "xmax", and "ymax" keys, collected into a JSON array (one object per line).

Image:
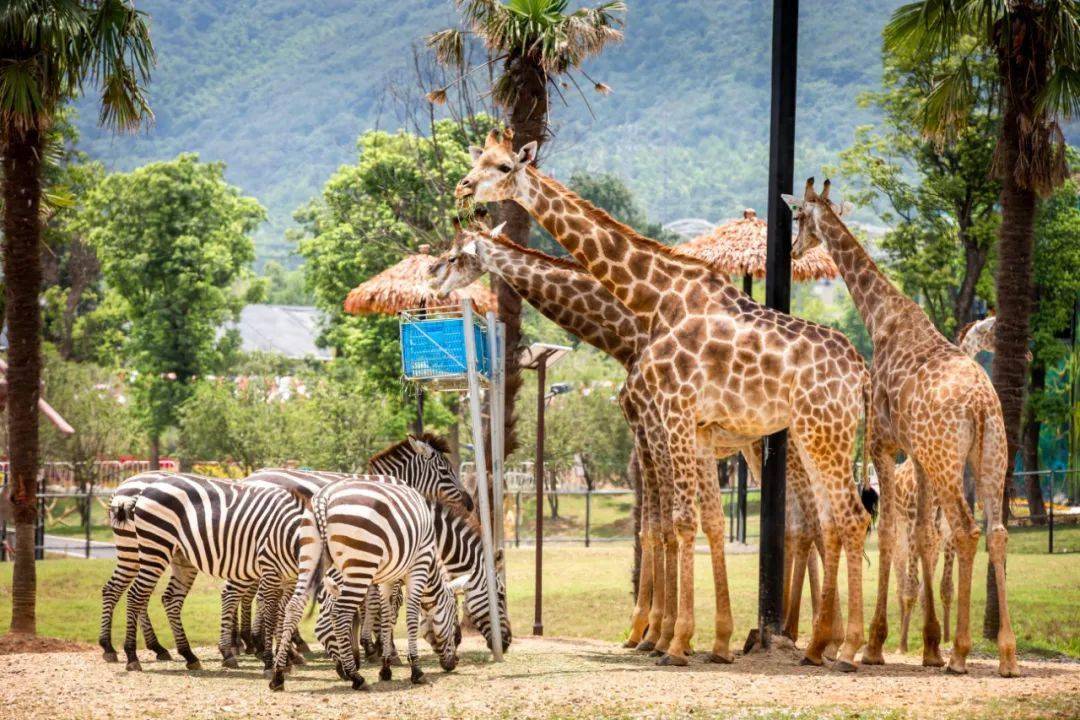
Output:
[
  {"xmin": 100, "ymin": 471, "xmax": 187, "ymax": 665},
  {"xmin": 270, "ymin": 478, "xmax": 461, "ymax": 691},
  {"xmin": 114, "ymin": 473, "xmax": 304, "ymax": 674},
  {"xmin": 315, "ymin": 498, "xmax": 511, "ymax": 670}
]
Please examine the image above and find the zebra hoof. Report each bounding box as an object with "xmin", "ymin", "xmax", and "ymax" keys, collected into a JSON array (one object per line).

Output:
[
  {"xmin": 350, "ymin": 674, "xmax": 369, "ymax": 691},
  {"xmin": 153, "ymin": 649, "xmax": 173, "ymax": 662},
  {"xmin": 186, "ymin": 660, "xmax": 202, "ymax": 671},
  {"xmin": 410, "ymin": 667, "xmax": 426, "ymax": 685},
  {"xmin": 102, "ymin": 651, "xmax": 119, "ymax": 663},
  {"xmin": 834, "ymin": 660, "xmax": 857, "ymax": 673},
  {"xmin": 222, "ymin": 656, "xmax": 240, "ymax": 670},
  {"xmin": 379, "ymin": 666, "xmax": 392, "ymax": 682},
  {"xmin": 126, "ymin": 660, "xmax": 143, "ymax": 672},
  {"xmin": 269, "ymin": 670, "xmax": 285, "ymax": 692}
]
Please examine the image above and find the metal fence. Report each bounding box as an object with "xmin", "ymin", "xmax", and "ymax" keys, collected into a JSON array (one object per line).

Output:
[{"xmin": 1009, "ymin": 468, "xmax": 1079, "ymax": 554}]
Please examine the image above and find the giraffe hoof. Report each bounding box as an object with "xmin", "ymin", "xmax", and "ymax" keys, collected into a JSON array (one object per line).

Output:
[
  {"xmin": 125, "ymin": 660, "xmax": 143, "ymax": 672},
  {"xmin": 860, "ymin": 652, "xmax": 885, "ymax": 666},
  {"xmin": 799, "ymin": 656, "xmax": 823, "ymax": 667},
  {"xmin": 923, "ymin": 655, "xmax": 946, "ymax": 668},
  {"xmin": 945, "ymin": 664, "xmax": 967, "ymax": 676},
  {"xmin": 657, "ymin": 653, "xmax": 689, "ymax": 667},
  {"xmin": 648, "ymin": 649, "xmax": 664, "ymax": 658},
  {"xmin": 635, "ymin": 640, "xmax": 656, "ymax": 653},
  {"xmin": 102, "ymin": 651, "xmax": 119, "ymax": 663},
  {"xmin": 222, "ymin": 656, "xmax": 240, "ymax": 670},
  {"xmin": 622, "ymin": 639, "xmax": 639, "ymax": 649},
  {"xmin": 186, "ymin": 660, "xmax": 202, "ymax": 671},
  {"xmin": 707, "ymin": 652, "xmax": 734, "ymax": 664},
  {"xmin": 998, "ymin": 661, "xmax": 1020, "ymax": 678},
  {"xmin": 269, "ymin": 671, "xmax": 285, "ymax": 692},
  {"xmin": 834, "ymin": 660, "xmax": 857, "ymax": 673}
]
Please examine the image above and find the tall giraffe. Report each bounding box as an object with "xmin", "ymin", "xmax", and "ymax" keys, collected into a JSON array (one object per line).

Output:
[
  {"xmin": 894, "ymin": 316, "xmax": 1017, "ymax": 653},
  {"xmin": 430, "ymin": 221, "xmax": 839, "ymax": 657},
  {"xmin": 456, "ymin": 130, "xmax": 872, "ymax": 669},
  {"xmin": 784, "ymin": 178, "xmax": 1018, "ymax": 677}
]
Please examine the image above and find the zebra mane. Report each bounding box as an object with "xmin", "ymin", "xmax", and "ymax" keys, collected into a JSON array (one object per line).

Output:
[
  {"xmin": 369, "ymin": 433, "xmax": 452, "ymax": 467},
  {"xmin": 438, "ymin": 495, "xmax": 483, "ymax": 537}
]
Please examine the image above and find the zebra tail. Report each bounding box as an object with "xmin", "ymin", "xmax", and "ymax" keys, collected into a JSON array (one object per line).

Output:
[
  {"xmin": 302, "ymin": 496, "xmax": 334, "ymax": 620},
  {"xmin": 108, "ymin": 495, "xmax": 138, "ymax": 531}
]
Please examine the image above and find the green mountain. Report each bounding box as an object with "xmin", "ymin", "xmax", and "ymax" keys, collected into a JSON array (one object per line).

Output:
[{"xmin": 74, "ymin": 0, "xmax": 903, "ymax": 263}]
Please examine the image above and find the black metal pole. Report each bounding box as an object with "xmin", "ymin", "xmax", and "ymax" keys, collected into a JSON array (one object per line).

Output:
[
  {"xmin": 414, "ymin": 387, "xmax": 425, "ymax": 435},
  {"xmin": 585, "ymin": 488, "xmax": 592, "ymax": 548},
  {"xmin": 759, "ymin": 0, "xmax": 798, "ymax": 647},
  {"xmin": 533, "ymin": 356, "xmax": 547, "ymax": 636},
  {"xmin": 737, "ymin": 458, "xmax": 749, "ymax": 544}
]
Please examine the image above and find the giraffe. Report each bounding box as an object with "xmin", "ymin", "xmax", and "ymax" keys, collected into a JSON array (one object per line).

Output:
[
  {"xmin": 783, "ymin": 178, "xmax": 1018, "ymax": 677},
  {"xmin": 429, "ymin": 220, "xmax": 841, "ymax": 658},
  {"xmin": 456, "ymin": 130, "xmax": 872, "ymax": 669},
  {"xmin": 894, "ymin": 315, "xmax": 1017, "ymax": 653}
]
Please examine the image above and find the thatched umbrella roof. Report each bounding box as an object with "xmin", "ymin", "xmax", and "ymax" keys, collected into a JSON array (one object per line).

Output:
[
  {"xmin": 343, "ymin": 244, "xmax": 496, "ymax": 316},
  {"xmin": 675, "ymin": 209, "xmax": 839, "ymax": 282}
]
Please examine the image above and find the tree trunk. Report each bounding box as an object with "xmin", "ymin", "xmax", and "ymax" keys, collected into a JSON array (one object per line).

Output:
[
  {"xmin": 1023, "ymin": 361, "xmax": 1048, "ymax": 524},
  {"xmin": 3, "ymin": 125, "xmax": 44, "ymax": 635},
  {"xmin": 149, "ymin": 435, "xmax": 161, "ymax": 470},
  {"xmin": 495, "ymin": 54, "xmax": 549, "ymax": 461},
  {"xmin": 953, "ymin": 238, "xmax": 988, "ymax": 336},
  {"xmin": 985, "ymin": 11, "xmax": 1041, "ymax": 637}
]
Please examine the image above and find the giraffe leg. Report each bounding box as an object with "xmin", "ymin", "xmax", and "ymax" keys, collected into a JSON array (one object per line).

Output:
[
  {"xmin": 782, "ymin": 534, "xmax": 812, "ymax": 643},
  {"xmin": 913, "ymin": 465, "xmax": 946, "ymax": 668},
  {"xmin": 697, "ymin": 456, "xmax": 733, "ymax": 663},
  {"xmin": 626, "ymin": 440, "xmax": 656, "ymax": 648},
  {"xmin": 657, "ymin": 416, "xmax": 699, "ymax": 666},
  {"xmin": 863, "ymin": 442, "xmax": 897, "ymax": 665},
  {"xmin": 940, "ymin": 532, "xmax": 954, "ymax": 645}
]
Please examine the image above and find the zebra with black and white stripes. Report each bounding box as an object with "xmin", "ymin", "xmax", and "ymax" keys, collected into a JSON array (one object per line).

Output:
[
  {"xmin": 270, "ymin": 478, "xmax": 461, "ymax": 691},
  {"xmin": 315, "ymin": 499, "xmax": 511, "ymax": 666},
  {"xmin": 114, "ymin": 474, "xmax": 303, "ymax": 673},
  {"xmin": 368, "ymin": 434, "xmax": 474, "ymax": 513}
]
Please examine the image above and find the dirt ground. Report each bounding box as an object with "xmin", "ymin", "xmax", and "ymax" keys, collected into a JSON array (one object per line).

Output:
[{"xmin": 1, "ymin": 636, "xmax": 1077, "ymax": 720}]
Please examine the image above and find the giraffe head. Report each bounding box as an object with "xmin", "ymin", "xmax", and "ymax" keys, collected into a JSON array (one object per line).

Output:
[
  {"xmin": 455, "ymin": 128, "xmax": 538, "ymax": 203},
  {"xmin": 782, "ymin": 178, "xmax": 852, "ymax": 258},
  {"xmin": 429, "ymin": 214, "xmax": 506, "ymax": 296}
]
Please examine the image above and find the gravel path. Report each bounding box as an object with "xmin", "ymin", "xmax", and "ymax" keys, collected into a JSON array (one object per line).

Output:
[{"xmin": 1, "ymin": 636, "xmax": 1077, "ymax": 719}]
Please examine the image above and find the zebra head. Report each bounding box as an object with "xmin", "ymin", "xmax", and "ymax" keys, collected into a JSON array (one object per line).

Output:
[
  {"xmin": 463, "ymin": 549, "xmax": 512, "ymax": 653},
  {"xmin": 426, "ymin": 573, "xmax": 462, "ymax": 672},
  {"xmin": 371, "ymin": 434, "xmax": 474, "ymax": 513}
]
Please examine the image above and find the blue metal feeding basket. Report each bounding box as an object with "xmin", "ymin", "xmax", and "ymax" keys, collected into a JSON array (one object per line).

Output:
[{"xmin": 400, "ymin": 305, "xmax": 490, "ymax": 385}]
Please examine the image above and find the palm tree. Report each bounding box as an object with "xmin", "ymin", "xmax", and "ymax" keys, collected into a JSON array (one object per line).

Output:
[
  {"xmin": 428, "ymin": 0, "xmax": 624, "ymax": 456},
  {"xmin": 0, "ymin": 0, "xmax": 153, "ymax": 635},
  {"xmin": 884, "ymin": 0, "xmax": 1079, "ymax": 639}
]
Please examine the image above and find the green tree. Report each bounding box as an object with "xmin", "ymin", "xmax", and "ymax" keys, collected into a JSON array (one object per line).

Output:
[
  {"xmin": 885, "ymin": 0, "xmax": 1080, "ymax": 638},
  {"xmin": 838, "ymin": 48, "xmax": 1000, "ymax": 335},
  {"xmin": 84, "ymin": 154, "xmax": 264, "ymax": 466},
  {"xmin": 260, "ymin": 261, "xmax": 313, "ymax": 305},
  {"xmin": 0, "ymin": 0, "xmax": 154, "ymax": 635},
  {"xmin": 428, "ymin": 0, "xmax": 625, "ymax": 455}
]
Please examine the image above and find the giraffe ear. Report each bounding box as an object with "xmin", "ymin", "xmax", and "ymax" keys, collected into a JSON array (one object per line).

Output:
[
  {"xmin": 468, "ymin": 145, "xmax": 483, "ymax": 162},
  {"xmin": 488, "ymin": 221, "xmax": 507, "ymax": 236},
  {"xmin": 517, "ymin": 141, "xmax": 538, "ymax": 166},
  {"xmin": 780, "ymin": 194, "xmax": 801, "ymax": 211}
]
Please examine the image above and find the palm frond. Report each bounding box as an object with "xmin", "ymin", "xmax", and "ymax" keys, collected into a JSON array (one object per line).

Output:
[
  {"xmin": 427, "ymin": 28, "xmax": 467, "ymax": 69},
  {"xmin": 920, "ymin": 58, "xmax": 975, "ymax": 141},
  {"xmin": 1036, "ymin": 65, "xmax": 1080, "ymax": 120}
]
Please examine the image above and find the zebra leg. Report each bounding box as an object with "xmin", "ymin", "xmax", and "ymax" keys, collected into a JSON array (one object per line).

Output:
[
  {"xmin": 220, "ymin": 581, "xmax": 251, "ymax": 669},
  {"xmin": 123, "ymin": 560, "xmax": 168, "ymax": 672},
  {"xmin": 388, "ymin": 583, "xmax": 404, "ymax": 666},
  {"xmin": 378, "ymin": 583, "xmax": 400, "ymax": 682},
  {"xmin": 332, "ymin": 590, "xmax": 369, "ymax": 690},
  {"xmin": 239, "ymin": 582, "xmax": 259, "ymax": 654},
  {"xmin": 316, "ymin": 594, "xmax": 348, "ymax": 679},
  {"xmin": 360, "ymin": 585, "xmax": 379, "ymax": 661},
  {"xmin": 99, "ymin": 550, "xmax": 138, "ymax": 662},
  {"xmin": 403, "ymin": 578, "xmax": 425, "ymax": 685},
  {"xmin": 279, "ymin": 579, "xmax": 306, "ymax": 666},
  {"xmin": 161, "ymin": 559, "xmax": 200, "ymax": 669},
  {"xmin": 257, "ymin": 577, "xmax": 284, "ymax": 676}
]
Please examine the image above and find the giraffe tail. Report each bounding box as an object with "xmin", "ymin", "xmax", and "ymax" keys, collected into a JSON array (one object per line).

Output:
[{"xmin": 859, "ymin": 377, "xmax": 878, "ymax": 522}]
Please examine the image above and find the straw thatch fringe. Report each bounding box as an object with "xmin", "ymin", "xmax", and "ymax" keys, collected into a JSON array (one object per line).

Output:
[
  {"xmin": 674, "ymin": 209, "xmax": 839, "ymax": 282},
  {"xmin": 343, "ymin": 249, "xmax": 496, "ymax": 316}
]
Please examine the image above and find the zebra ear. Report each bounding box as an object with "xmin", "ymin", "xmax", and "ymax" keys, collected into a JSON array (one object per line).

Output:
[{"xmin": 408, "ymin": 436, "xmax": 435, "ymax": 458}]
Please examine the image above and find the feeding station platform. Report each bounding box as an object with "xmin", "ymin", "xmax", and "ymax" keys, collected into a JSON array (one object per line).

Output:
[{"xmin": 399, "ymin": 300, "xmax": 506, "ymax": 661}]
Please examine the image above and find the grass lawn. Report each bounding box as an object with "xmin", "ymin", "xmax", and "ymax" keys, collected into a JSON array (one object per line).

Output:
[{"xmin": 1, "ymin": 539, "xmax": 1076, "ymax": 661}]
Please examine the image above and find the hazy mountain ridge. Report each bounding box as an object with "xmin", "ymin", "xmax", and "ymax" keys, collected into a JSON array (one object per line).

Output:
[{"xmin": 74, "ymin": 0, "xmax": 902, "ymax": 262}]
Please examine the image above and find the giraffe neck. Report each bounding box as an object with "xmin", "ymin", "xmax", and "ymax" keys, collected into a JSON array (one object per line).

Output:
[
  {"xmin": 477, "ymin": 236, "xmax": 641, "ymax": 367},
  {"xmin": 815, "ymin": 209, "xmax": 921, "ymax": 340},
  {"xmin": 515, "ymin": 166, "xmax": 710, "ymax": 317}
]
